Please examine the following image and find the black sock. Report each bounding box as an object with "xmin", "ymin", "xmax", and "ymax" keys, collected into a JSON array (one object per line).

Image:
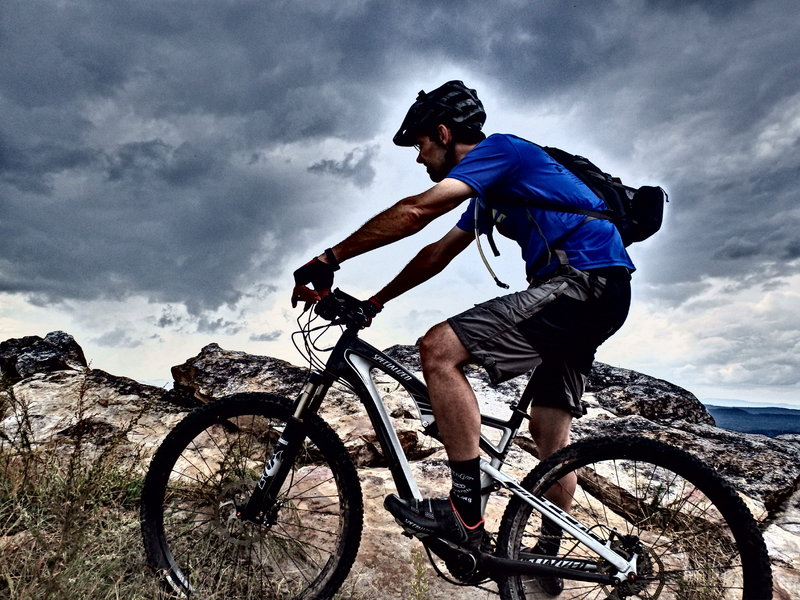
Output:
[
  {"xmin": 448, "ymin": 457, "xmax": 483, "ymax": 527},
  {"xmin": 537, "ymin": 520, "xmax": 563, "ymax": 555}
]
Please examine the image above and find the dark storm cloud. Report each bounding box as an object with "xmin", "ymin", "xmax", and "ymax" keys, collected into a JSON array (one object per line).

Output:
[
  {"xmin": 250, "ymin": 331, "xmax": 282, "ymax": 343},
  {"xmin": 308, "ymin": 145, "xmax": 379, "ymax": 188},
  {"xmin": 1, "ymin": 0, "xmax": 407, "ymax": 316},
  {"xmin": 92, "ymin": 328, "xmax": 143, "ymax": 349},
  {"xmin": 1, "ymin": 0, "xmax": 798, "ymax": 321},
  {"xmin": 196, "ymin": 316, "xmax": 243, "ymax": 336}
]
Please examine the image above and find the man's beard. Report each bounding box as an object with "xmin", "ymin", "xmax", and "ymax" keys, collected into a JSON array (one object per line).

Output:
[
  {"xmin": 427, "ymin": 166, "xmax": 446, "ymax": 182},
  {"xmin": 426, "ymin": 146, "xmax": 457, "ymax": 182}
]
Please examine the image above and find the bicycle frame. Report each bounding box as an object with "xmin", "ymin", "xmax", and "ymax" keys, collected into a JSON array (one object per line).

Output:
[
  {"xmin": 247, "ymin": 321, "xmax": 638, "ymax": 583},
  {"xmin": 327, "ymin": 328, "xmax": 527, "ymax": 501}
]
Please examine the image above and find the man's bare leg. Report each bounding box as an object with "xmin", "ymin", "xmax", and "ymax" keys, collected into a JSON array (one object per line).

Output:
[
  {"xmin": 418, "ymin": 322, "xmax": 480, "ymax": 461},
  {"xmin": 529, "ymin": 406, "xmax": 573, "ymax": 592},
  {"xmin": 414, "ymin": 321, "xmax": 489, "ymax": 527},
  {"xmin": 529, "ymin": 405, "xmax": 575, "ymax": 511}
]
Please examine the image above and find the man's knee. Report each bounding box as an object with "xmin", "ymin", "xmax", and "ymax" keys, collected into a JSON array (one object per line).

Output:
[{"xmin": 419, "ymin": 322, "xmax": 469, "ymax": 372}]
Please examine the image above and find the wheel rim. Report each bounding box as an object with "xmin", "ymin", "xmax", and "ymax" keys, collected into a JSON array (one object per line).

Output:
[
  {"xmin": 157, "ymin": 413, "xmax": 349, "ymax": 599},
  {"xmin": 510, "ymin": 455, "xmax": 752, "ymax": 599}
]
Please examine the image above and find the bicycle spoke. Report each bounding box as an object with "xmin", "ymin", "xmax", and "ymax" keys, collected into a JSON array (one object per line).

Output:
[
  {"xmin": 142, "ymin": 395, "xmax": 362, "ymax": 600},
  {"xmin": 497, "ymin": 435, "xmax": 770, "ymax": 600}
]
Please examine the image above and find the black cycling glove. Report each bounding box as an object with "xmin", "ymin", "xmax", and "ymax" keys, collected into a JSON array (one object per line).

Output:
[
  {"xmin": 357, "ymin": 297, "xmax": 383, "ymax": 327},
  {"xmin": 291, "ymin": 249, "xmax": 340, "ymax": 307},
  {"xmin": 293, "ymin": 257, "xmax": 336, "ymax": 288}
]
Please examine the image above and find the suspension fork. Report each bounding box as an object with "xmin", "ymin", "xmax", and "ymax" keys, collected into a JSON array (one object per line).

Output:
[{"xmin": 237, "ymin": 371, "xmax": 330, "ymax": 522}]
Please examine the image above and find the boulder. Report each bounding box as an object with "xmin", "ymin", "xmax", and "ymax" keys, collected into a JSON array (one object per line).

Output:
[
  {"xmin": 1, "ymin": 334, "xmax": 798, "ymax": 599},
  {"xmin": 170, "ymin": 342, "xmax": 307, "ymax": 402},
  {"xmin": 169, "ymin": 341, "xmax": 799, "ymax": 599},
  {"xmin": 0, "ymin": 331, "xmax": 88, "ymax": 382},
  {"xmin": 1, "ymin": 368, "xmax": 186, "ymax": 458},
  {"xmin": 587, "ymin": 361, "xmax": 714, "ymax": 424},
  {"xmin": 571, "ymin": 415, "xmax": 800, "ymax": 514},
  {"xmin": 170, "ymin": 343, "xmax": 441, "ymax": 468}
]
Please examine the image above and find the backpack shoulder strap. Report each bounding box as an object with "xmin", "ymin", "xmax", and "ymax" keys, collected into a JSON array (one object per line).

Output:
[{"xmin": 523, "ymin": 198, "xmax": 613, "ymax": 221}]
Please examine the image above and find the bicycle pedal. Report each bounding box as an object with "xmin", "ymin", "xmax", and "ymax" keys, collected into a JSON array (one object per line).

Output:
[
  {"xmin": 391, "ymin": 515, "xmax": 471, "ymax": 554},
  {"xmin": 393, "ymin": 517, "xmax": 428, "ymax": 540},
  {"xmin": 434, "ymin": 536, "xmax": 463, "ymax": 552}
]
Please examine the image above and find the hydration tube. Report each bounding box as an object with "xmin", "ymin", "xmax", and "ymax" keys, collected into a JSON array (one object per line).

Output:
[{"xmin": 474, "ymin": 199, "xmax": 510, "ymax": 289}]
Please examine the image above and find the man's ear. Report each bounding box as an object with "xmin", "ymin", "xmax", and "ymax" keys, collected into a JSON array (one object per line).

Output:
[{"xmin": 436, "ymin": 123, "xmax": 452, "ymax": 146}]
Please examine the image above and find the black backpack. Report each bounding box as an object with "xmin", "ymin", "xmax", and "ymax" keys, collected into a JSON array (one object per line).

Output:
[
  {"xmin": 476, "ymin": 142, "xmax": 669, "ymax": 288},
  {"xmin": 537, "ymin": 145, "xmax": 668, "ymax": 247}
]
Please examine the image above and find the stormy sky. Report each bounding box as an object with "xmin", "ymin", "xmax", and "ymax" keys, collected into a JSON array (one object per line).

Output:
[{"xmin": 2, "ymin": 0, "xmax": 799, "ymax": 406}]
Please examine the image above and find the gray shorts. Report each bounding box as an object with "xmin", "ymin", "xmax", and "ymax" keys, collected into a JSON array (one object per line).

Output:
[{"xmin": 448, "ymin": 266, "xmax": 631, "ymax": 417}]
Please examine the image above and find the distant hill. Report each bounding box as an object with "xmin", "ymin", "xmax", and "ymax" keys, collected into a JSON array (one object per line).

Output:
[{"xmin": 705, "ymin": 405, "xmax": 800, "ymax": 437}]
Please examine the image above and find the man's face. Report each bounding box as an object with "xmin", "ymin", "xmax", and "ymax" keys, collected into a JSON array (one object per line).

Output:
[{"xmin": 413, "ymin": 134, "xmax": 453, "ymax": 182}]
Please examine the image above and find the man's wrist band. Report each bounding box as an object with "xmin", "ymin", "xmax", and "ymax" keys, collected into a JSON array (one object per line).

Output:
[{"xmin": 324, "ymin": 248, "xmax": 340, "ymax": 271}]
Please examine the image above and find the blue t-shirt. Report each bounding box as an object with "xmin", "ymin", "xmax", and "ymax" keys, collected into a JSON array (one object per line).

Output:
[{"xmin": 449, "ymin": 134, "xmax": 635, "ymax": 279}]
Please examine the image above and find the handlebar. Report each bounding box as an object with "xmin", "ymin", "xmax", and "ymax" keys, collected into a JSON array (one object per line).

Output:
[{"xmin": 314, "ymin": 289, "xmax": 372, "ymax": 329}]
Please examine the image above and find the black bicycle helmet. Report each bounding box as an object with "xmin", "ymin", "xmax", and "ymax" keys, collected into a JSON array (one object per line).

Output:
[{"xmin": 393, "ymin": 80, "xmax": 486, "ymax": 147}]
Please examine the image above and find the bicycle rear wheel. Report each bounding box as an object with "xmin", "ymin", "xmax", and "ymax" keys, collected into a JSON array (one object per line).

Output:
[
  {"xmin": 141, "ymin": 393, "xmax": 363, "ymax": 600},
  {"xmin": 497, "ymin": 435, "xmax": 772, "ymax": 600}
]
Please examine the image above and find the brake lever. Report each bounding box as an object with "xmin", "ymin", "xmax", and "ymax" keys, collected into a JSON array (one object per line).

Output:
[{"xmin": 314, "ymin": 294, "xmax": 341, "ymax": 321}]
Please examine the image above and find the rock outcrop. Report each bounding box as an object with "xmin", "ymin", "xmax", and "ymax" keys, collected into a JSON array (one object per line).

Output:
[
  {"xmin": 0, "ymin": 331, "xmax": 88, "ymax": 382},
  {"xmin": 587, "ymin": 361, "xmax": 715, "ymax": 425},
  {"xmin": 171, "ymin": 342, "xmax": 307, "ymax": 403},
  {"xmin": 1, "ymin": 333, "xmax": 798, "ymax": 599}
]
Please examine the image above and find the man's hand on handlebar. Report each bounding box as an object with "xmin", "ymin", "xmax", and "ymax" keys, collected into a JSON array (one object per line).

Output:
[
  {"xmin": 291, "ymin": 249, "xmax": 384, "ymax": 328},
  {"xmin": 291, "ymin": 283, "xmax": 325, "ymax": 308},
  {"xmin": 357, "ymin": 297, "xmax": 383, "ymax": 327},
  {"xmin": 314, "ymin": 290, "xmax": 384, "ymax": 329},
  {"xmin": 291, "ymin": 254, "xmax": 339, "ymax": 308}
]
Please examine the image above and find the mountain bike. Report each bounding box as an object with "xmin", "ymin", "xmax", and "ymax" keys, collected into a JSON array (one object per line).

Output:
[{"xmin": 140, "ymin": 288, "xmax": 773, "ymax": 599}]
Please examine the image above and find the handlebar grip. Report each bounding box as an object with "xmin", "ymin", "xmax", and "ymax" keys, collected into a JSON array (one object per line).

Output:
[
  {"xmin": 314, "ymin": 289, "xmax": 372, "ymax": 328},
  {"xmin": 314, "ymin": 293, "xmax": 343, "ymax": 321}
]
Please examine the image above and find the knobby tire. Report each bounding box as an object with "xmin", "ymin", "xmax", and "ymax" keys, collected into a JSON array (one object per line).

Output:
[
  {"xmin": 140, "ymin": 393, "xmax": 363, "ymax": 600},
  {"xmin": 496, "ymin": 435, "xmax": 772, "ymax": 600}
]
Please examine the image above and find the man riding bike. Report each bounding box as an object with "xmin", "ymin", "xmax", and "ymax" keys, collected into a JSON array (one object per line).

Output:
[{"xmin": 291, "ymin": 80, "xmax": 634, "ymax": 595}]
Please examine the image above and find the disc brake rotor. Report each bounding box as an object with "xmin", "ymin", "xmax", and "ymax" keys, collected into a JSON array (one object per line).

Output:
[
  {"xmin": 600, "ymin": 535, "xmax": 665, "ymax": 598},
  {"xmin": 214, "ymin": 479, "xmax": 265, "ymax": 547}
]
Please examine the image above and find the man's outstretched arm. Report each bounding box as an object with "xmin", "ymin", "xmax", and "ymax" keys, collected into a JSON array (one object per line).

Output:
[
  {"xmin": 293, "ymin": 178, "xmax": 475, "ymax": 305},
  {"xmin": 329, "ymin": 178, "xmax": 474, "ymax": 263}
]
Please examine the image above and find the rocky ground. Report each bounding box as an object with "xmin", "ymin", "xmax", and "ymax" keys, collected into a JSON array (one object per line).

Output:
[{"xmin": 1, "ymin": 331, "xmax": 798, "ymax": 599}]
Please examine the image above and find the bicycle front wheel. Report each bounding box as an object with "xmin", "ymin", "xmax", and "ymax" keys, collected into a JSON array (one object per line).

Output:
[
  {"xmin": 141, "ymin": 393, "xmax": 363, "ymax": 600},
  {"xmin": 497, "ymin": 435, "xmax": 772, "ymax": 600}
]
